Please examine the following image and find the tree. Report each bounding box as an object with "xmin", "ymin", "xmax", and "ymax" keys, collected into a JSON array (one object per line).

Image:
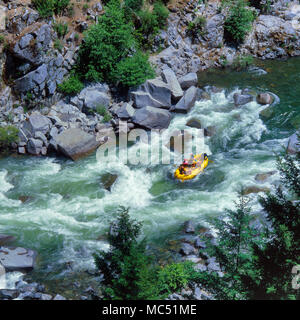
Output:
[{"xmin": 243, "ymin": 151, "xmax": 300, "ymax": 299}]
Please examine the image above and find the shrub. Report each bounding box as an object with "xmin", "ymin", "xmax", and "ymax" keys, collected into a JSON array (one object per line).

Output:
[
  {"xmin": 153, "ymin": 1, "xmax": 169, "ymax": 29},
  {"xmin": 187, "ymin": 16, "xmax": 206, "ymax": 39},
  {"xmin": 57, "ymin": 76, "xmax": 84, "ymax": 95},
  {"xmin": 0, "ymin": 126, "xmax": 19, "ymax": 151},
  {"xmin": 76, "ymin": 0, "xmax": 135, "ymax": 83},
  {"xmin": 53, "ymin": 22, "xmax": 69, "ymax": 38},
  {"xmin": 232, "ymin": 54, "xmax": 254, "ymax": 70},
  {"xmin": 224, "ymin": 0, "xmax": 255, "ymax": 44},
  {"xmin": 113, "ymin": 51, "xmax": 155, "ymax": 88},
  {"xmin": 32, "ymin": 0, "xmax": 70, "ymax": 18},
  {"xmin": 124, "ymin": 0, "xmax": 143, "ymax": 12},
  {"xmin": 53, "ymin": 39, "xmax": 63, "ymax": 52}
]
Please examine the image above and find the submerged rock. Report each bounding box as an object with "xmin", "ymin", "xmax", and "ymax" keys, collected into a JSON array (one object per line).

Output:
[
  {"xmin": 101, "ymin": 173, "xmax": 118, "ymax": 192},
  {"xmin": 233, "ymin": 93, "xmax": 253, "ymax": 106},
  {"xmin": 255, "ymin": 171, "xmax": 276, "ymax": 182},
  {"xmin": 242, "ymin": 186, "xmax": 270, "ymax": 195},
  {"xmin": 186, "ymin": 118, "xmax": 201, "ymax": 129},
  {"xmin": 183, "ymin": 220, "xmax": 195, "ymax": 234},
  {"xmin": 0, "ymin": 234, "xmax": 16, "ymax": 246}
]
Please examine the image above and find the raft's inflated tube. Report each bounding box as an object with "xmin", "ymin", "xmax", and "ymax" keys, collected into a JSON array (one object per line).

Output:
[{"xmin": 174, "ymin": 154, "xmax": 209, "ymax": 182}]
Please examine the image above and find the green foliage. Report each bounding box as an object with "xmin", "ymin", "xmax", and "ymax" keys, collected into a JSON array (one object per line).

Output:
[
  {"xmin": 53, "ymin": 39, "xmax": 63, "ymax": 51},
  {"xmin": 76, "ymin": 0, "xmax": 136, "ymax": 83},
  {"xmin": 224, "ymin": 0, "xmax": 255, "ymax": 44},
  {"xmin": 94, "ymin": 105, "xmax": 112, "ymax": 123},
  {"xmin": 112, "ymin": 51, "xmax": 155, "ymax": 88},
  {"xmin": 153, "ymin": 1, "xmax": 169, "ymax": 29},
  {"xmin": 187, "ymin": 16, "xmax": 207, "ymax": 39},
  {"xmin": 32, "ymin": 0, "xmax": 70, "ymax": 17},
  {"xmin": 232, "ymin": 54, "xmax": 254, "ymax": 70},
  {"xmin": 53, "ymin": 22, "xmax": 69, "ymax": 38},
  {"xmin": 124, "ymin": 0, "xmax": 144, "ymax": 12},
  {"xmin": 0, "ymin": 126, "xmax": 19, "ymax": 151},
  {"xmin": 57, "ymin": 76, "xmax": 84, "ymax": 95}
]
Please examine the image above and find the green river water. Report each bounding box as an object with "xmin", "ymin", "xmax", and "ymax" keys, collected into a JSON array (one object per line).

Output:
[{"xmin": 0, "ymin": 57, "xmax": 299, "ymax": 295}]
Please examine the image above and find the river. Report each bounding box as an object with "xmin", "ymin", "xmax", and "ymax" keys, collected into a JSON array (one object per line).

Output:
[{"xmin": 0, "ymin": 57, "xmax": 299, "ymax": 295}]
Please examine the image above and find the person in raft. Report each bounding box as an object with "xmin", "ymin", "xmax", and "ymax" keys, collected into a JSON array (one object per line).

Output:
[{"xmin": 179, "ymin": 153, "xmax": 209, "ymax": 174}]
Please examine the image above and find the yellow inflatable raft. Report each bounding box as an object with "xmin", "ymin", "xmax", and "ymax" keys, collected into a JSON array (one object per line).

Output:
[{"xmin": 174, "ymin": 154, "xmax": 209, "ymax": 182}]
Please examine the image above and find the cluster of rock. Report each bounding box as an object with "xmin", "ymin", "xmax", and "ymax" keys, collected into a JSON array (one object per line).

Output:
[{"xmin": 150, "ymin": 0, "xmax": 300, "ymax": 77}]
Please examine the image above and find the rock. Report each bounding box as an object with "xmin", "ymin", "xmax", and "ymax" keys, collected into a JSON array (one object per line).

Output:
[
  {"xmin": 78, "ymin": 84, "xmax": 111, "ymax": 112},
  {"xmin": 259, "ymin": 106, "xmax": 274, "ymax": 120},
  {"xmin": 143, "ymin": 78, "xmax": 172, "ymax": 108},
  {"xmin": 101, "ymin": 173, "xmax": 118, "ymax": 191},
  {"xmin": 171, "ymin": 86, "xmax": 198, "ymax": 113},
  {"xmin": 287, "ymin": 133, "xmax": 300, "ymax": 154},
  {"xmin": 0, "ymin": 247, "xmax": 37, "ymax": 272},
  {"xmin": 242, "ymin": 186, "xmax": 270, "ymax": 195},
  {"xmin": 183, "ymin": 220, "xmax": 195, "ymax": 234},
  {"xmin": 27, "ymin": 138, "xmax": 43, "ymax": 155},
  {"xmin": 22, "ymin": 114, "xmax": 52, "ymax": 136},
  {"xmin": 194, "ymin": 237, "xmax": 206, "ymax": 249},
  {"xmin": 186, "ymin": 118, "xmax": 201, "ymax": 129},
  {"xmin": 178, "ymin": 73, "xmax": 198, "ymax": 90},
  {"xmin": 55, "ymin": 128, "xmax": 101, "ymax": 160},
  {"xmin": 161, "ymin": 68, "xmax": 183, "ymax": 101},
  {"xmin": 255, "ymin": 171, "xmax": 276, "ymax": 182},
  {"xmin": 0, "ymin": 289, "xmax": 19, "ymax": 300},
  {"xmin": 179, "ymin": 243, "xmax": 196, "ymax": 256},
  {"xmin": 194, "ymin": 263, "xmax": 207, "ymax": 272},
  {"xmin": 18, "ymin": 147, "xmax": 26, "ymax": 154},
  {"xmin": 112, "ymin": 103, "xmax": 135, "ymax": 119},
  {"xmin": 132, "ymin": 106, "xmax": 172, "ymax": 130},
  {"xmin": 256, "ymin": 93, "xmax": 274, "ymax": 105},
  {"xmin": 204, "ymin": 126, "xmax": 216, "ymax": 137},
  {"xmin": 206, "ymin": 257, "xmax": 221, "ymax": 272},
  {"xmin": 233, "ymin": 93, "xmax": 253, "ymax": 106},
  {"xmin": 0, "ymin": 234, "xmax": 16, "ymax": 246},
  {"xmin": 131, "ymin": 91, "xmax": 165, "ymax": 109}
]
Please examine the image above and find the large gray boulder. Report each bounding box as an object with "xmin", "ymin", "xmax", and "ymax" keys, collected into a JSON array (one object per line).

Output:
[
  {"xmin": 55, "ymin": 128, "xmax": 102, "ymax": 160},
  {"xmin": 77, "ymin": 84, "xmax": 111, "ymax": 112},
  {"xmin": 161, "ymin": 68, "xmax": 183, "ymax": 101},
  {"xmin": 0, "ymin": 247, "xmax": 37, "ymax": 272},
  {"xmin": 27, "ymin": 138, "xmax": 43, "ymax": 155},
  {"xmin": 132, "ymin": 106, "xmax": 172, "ymax": 130},
  {"xmin": 143, "ymin": 78, "xmax": 172, "ymax": 107},
  {"xmin": 171, "ymin": 86, "xmax": 198, "ymax": 113},
  {"xmin": 178, "ymin": 73, "xmax": 198, "ymax": 90},
  {"xmin": 287, "ymin": 133, "xmax": 300, "ymax": 154},
  {"xmin": 131, "ymin": 91, "xmax": 165, "ymax": 109},
  {"xmin": 22, "ymin": 114, "xmax": 52, "ymax": 136}
]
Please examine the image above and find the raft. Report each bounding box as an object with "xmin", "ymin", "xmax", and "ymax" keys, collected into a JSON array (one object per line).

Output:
[{"xmin": 174, "ymin": 154, "xmax": 209, "ymax": 182}]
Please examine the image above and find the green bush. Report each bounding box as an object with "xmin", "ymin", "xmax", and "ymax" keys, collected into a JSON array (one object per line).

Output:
[
  {"xmin": 124, "ymin": 0, "xmax": 143, "ymax": 12},
  {"xmin": 57, "ymin": 76, "xmax": 84, "ymax": 95},
  {"xmin": 76, "ymin": 0, "xmax": 136, "ymax": 83},
  {"xmin": 53, "ymin": 22, "xmax": 69, "ymax": 38},
  {"xmin": 0, "ymin": 126, "xmax": 19, "ymax": 151},
  {"xmin": 113, "ymin": 51, "xmax": 155, "ymax": 88},
  {"xmin": 32, "ymin": 0, "xmax": 70, "ymax": 18},
  {"xmin": 187, "ymin": 16, "xmax": 206, "ymax": 39},
  {"xmin": 232, "ymin": 54, "xmax": 254, "ymax": 70},
  {"xmin": 153, "ymin": 1, "xmax": 169, "ymax": 29},
  {"xmin": 224, "ymin": 0, "xmax": 255, "ymax": 44}
]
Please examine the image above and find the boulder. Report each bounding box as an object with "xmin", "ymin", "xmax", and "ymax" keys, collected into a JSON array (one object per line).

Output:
[
  {"xmin": 132, "ymin": 106, "xmax": 172, "ymax": 130},
  {"xmin": 27, "ymin": 138, "xmax": 43, "ymax": 155},
  {"xmin": 131, "ymin": 91, "xmax": 165, "ymax": 109},
  {"xmin": 186, "ymin": 118, "xmax": 201, "ymax": 129},
  {"xmin": 256, "ymin": 93, "xmax": 274, "ymax": 105},
  {"xmin": 53, "ymin": 294, "xmax": 67, "ymax": 300},
  {"xmin": 0, "ymin": 289, "xmax": 19, "ymax": 300},
  {"xmin": 183, "ymin": 220, "xmax": 195, "ymax": 234},
  {"xmin": 287, "ymin": 133, "xmax": 300, "ymax": 154},
  {"xmin": 143, "ymin": 78, "xmax": 172, "ymax": 107},
  {"xmin": 178, "ymin": 73, "xmax": 198, "ymax": 90},
  {"xmin": 242, "ymin": 186, "xmax": 270, "ymax": 195},
  {"xmin": 259, "ymin": 106, "xmax": 274, "ymax": 120},
  {"xmin": 55, "ymin": 128, "xmax": 101, "ymax": 161},
  {"xmin": 179, "ymin": 243, "xmax": 196, "ymax": 256},
  {"xmin": 233, "ymin": 93, "xmax": 253, "ymax": 106},
  {"xmin": 101, "ymin": 173, "xmax": 118, "ymax": 191},
  {"xmin": 0, "ymin": 247, "xmax": 37, "ymax": 272},
  {"xmin": 171, "ymin": 86, "xmax": 198, "ymax": 113},
  {"xmin": 0, "ymin": 234, "xmax": 16, "ymax": 246},
  {"xmin": 161, "ymin": 68, "xmax": 183, "ymax": 101},
  {"xmin": 0, "ymin": 5, "xmax": 6, "ymax": 31},
  {"xmin": 194, "ymin": 237, "xmax": 206, "ymax": 249},
  {"xmin": 112, "ymin": 103, "xmax": 135, "ymax": 119},
  {"xmin": 204, "ymin": 126, "xmax": 216, "ymax": 137},
  {"xmin": 22, "ymin": 114, "xmax": 52, "ymax": 136}
]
